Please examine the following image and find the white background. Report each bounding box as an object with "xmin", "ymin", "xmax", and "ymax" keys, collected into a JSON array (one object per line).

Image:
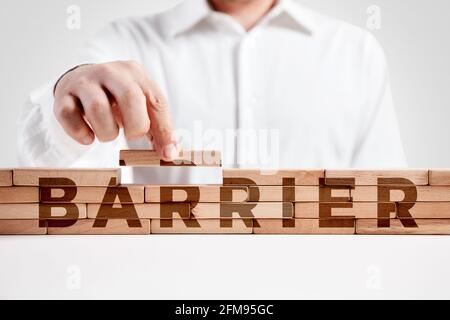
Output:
[
  {"xmin": 0, "ymin": 0, "xmax": 449, "ymax": 167},
  {"xmin": 1, "ymin": 0, "xmax": 450, "ymax": 300},
  {"xmin": 2, "ymin": 235, "xmax": 450, "ymax": 299}
]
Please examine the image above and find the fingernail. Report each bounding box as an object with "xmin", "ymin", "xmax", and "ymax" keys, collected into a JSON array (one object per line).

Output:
[
  {"xmin": 83, "ymin": 136, "xmax": 93, "ymax": 145},
  {"xmin": 163, "ymin": 144, "xmax": 178, "ymax": 160}
]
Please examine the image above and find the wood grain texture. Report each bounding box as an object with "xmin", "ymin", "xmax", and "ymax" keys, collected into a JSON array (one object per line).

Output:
[
  {"xmin": 253, "ymin": 219, "xmax": 355, "ymax": 234},
  {"xmin": 294, "ymin": 202, "xmax": 396, "ymax": 219},
  {"xmin": 351, "ymin": 186, "xmax": 403, "ymax": 202},
  {"xmin": 0, "ymin": 170, "xmax": 13, "ymax": 187},
  {"xmin": 352, "ymin": 186, "xmax": 450, "ymax": 202},
  {"xmin": 0, "ymin": 220, "xmax": 46, "ymax": 235},
  {"xmin": 0, "ymin": 203, "xmax": 86, "ymax": 219},
  {"xmin": 247, "ymin": 186, "xmax": 350, "ymax": 202},
  {"xmin": 0, "ymin": 187, "xmax": 39, "ymax": 203},
  {"xmin": 151, "ymin": 219, "xmax": 252, "ymax": 234},
  {"xmin": 47, "ymin": 219, "xmax": 150, "ymax": 235},
  {"xmin": 401, "ymin": 202, "xmax": 450, "ymax": 219},
  {"xmin": 429, "ymin": 170, "xmax": 450, "ymax": 185},
  {"xmin": 325, "ymin": 170, "xmax": 429, "ymax": 186},
  {"xmin": 223, "ymin": 169, "xmax": 324, "ymax": 186},
  {"xmin": 40, "ymin": 185, "xmax": 144, "ymax": 204},
  {"xmin": 13, "ymin": 169, "xmax": 120, "ymax": 186},
  {"xmin": 145, "ymin": 185, "xmax": 248, "ymax": 203},
  {"xmin": 191, "ymin": 202, "xmax": 293, "ymax": 219},
  {"xmin": 87, "ymin": 203, "xmax": 191, "ymax": 219},
  {"xmin": 356, "ymin": 219, "xmax": 450, "ymax": 235},
  {"xmin": 120, "ymin": 150, "xmax": 221, "ymax": 167}
]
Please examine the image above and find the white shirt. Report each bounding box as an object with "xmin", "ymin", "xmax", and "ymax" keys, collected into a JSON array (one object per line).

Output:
[{"xmin": 18, "ymin": 0, "xmax": 407, "ymax": 184}]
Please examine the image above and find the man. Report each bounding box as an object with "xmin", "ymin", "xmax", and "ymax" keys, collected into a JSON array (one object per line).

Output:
[{"xmin": 18, "ymin": 0, "xmax": 406, "ymax": 183}]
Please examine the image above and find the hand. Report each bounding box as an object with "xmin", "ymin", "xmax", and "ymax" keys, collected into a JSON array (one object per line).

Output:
[{"xmin": 53, "ymin": 61, "xmax": 178, "ymax": 161}]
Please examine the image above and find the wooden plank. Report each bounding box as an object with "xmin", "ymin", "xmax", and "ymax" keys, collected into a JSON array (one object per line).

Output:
[
  {"xmin": 151, "ymin": 219, "xmax": 252, "ymax": 234},
  {"xmin": 400, "ymin": 202, "xmax": 450, "ymax": 219},
  {"xmin": 87, "ymin": 203, "xmax": 191, "ymax": 219},
  {"xmin": 351, "ymin": 186, "xmax": 405, "ymax": 202},
  {"xmin": 145, "ymin": 185, "xmax": 248, "ymax": 203},
  {"xmin": 430, "ymin": 170, "xmax": 450, "ymax": 186},
  {"xmin": 415, "ymin": 187, "xmax": 450, "ymax": 202},
  {"xmin": 40, "ymin": 185, "xmax": 144, "ymax": 204},
  {"xmin": 352, "ymin": 186, "xmax": 450, "ymax": 202},
  {"xmin": 0, "ymin": 187, "xmax": 39, "ymax": 203},
  {"xmin": 47, "ymin": 219, "xmax": 150, "ymax": 235},
  {"xmin": 0, "ymin": 204, "xmax": 86, "ymax": 219},
  {"xmin": 356, "ymin": 219, "xmax": 450, "ymax": 235},
  {"xmin": 120, "ymin": 150, "xmax": 221, "ymax": 167},
  {"xmin": 191, "ymin": 202, "xmax": 293, "ymax": 219},
  {"xmin": 0, "ymin": 220, "xmax": 46, "ymax": 235},
  {"xmin": 254, "ymin": 219, "xmax": 355, "ymax": 234},
  {"xmin": 325, "ymin": 170, "xmax": 429, "ymax": 186},
  {"xmin": 247, "ymin": 186, "xmax": 350, "ymax": 202},
  {"xmin": 50, "ymin": 219, "xmax": 150, "ymax": 235},
  {"xmin": 0, "ymin": 170, "xmax": 12, "ymax": 187},
  {"xmin": 248, "ymin": 186, "xmax": 305, "ymax": 202},
  {"xmin": 13, "ymin": 168, "xmax": 120, "ymax": 186},
  {"xmin": 294, "ymin": 202, "xmax": 396, "ymax": 219},
  {"xmin": 223, "ymin": 169, "xmax": 324, "ymax": 186}
]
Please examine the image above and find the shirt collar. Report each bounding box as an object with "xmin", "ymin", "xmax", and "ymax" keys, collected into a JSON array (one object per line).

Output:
[{"xmin": 157, "ymin": 0, "xmax": 317, "ymax": 38}]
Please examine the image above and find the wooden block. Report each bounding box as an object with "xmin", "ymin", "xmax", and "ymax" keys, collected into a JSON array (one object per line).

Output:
[
  {"xmin": 87, "ymin": 203, "xmax": 191, "ymax": 219},
  {"xmin": 0, "ymin": 187, "xmax": 39, "ymax": 203},
  {"xmin": 40, "ymin": 185, "xmax": 144, "ymax": 204},
  {"xmin": 415, "ymin": 187, "xmax": 450, "ymax": 202},
  {"xmin": 248, "ymin": 186, "xmax": 299, "ymax": 202},
  {"xmin": 294, "ymin": 203, "xmax": 320, "ymax": 218},
  {"xmin": 356, "ymin": 219, "xmax": 450, "ymax": 235},
  {"xmin": 352, "ymin": 186, "xmax": 450, "ymax": 202},
  {"xmin": 151, "ymin": 219, "xmax": 252, "ymax": 234},
  {"xmin": 47, "ymin": 219, "xmax": 150, "ymax": 235},
  {"xmin": 13, "ymin": 168, "xmax": 121, "ymax": 186},
  {"xmin": 294, "ymin": 202, "xmax": 396, "ymax": 219},
  {"xmin": 0, "ymin": 204, "xmax": 86, "ymax": 219},
  {"xmin": 247, "ymin": 186, "xmax": 350, "ymax": 202},
  {"xmin": 191, "ymin": 202, "xmax": 293, "ymax": 219},
  {"xmin": 325, "ymin": 170, "xmax": 429, "ymax": 186},
  {"xmin": 254, "ymin": 219, "xmax": 355, "ymax": 234},
  {"xmin": 120, "ymin": 150, "xmax": 221, "ymax": 167},
  {"xmin": 145, "ymin": 185, "xmax": 248, "ymax": 203},
  {"xmin": 401, "ymin": 202, "xmax": 450, "ymax": 219},
  {"xmin": 430, "ymin": 170, "xmax": 450, "ymax": 185},
  {"xmin": 0, "ymin": 170, "xmax": 12, "ymax": 186},
  {"xmin": 223, "ymin": 169, "xmax": 324, "ymax": 186},
  {"xmin": 351, "ymin": 186, "xmax": 404, "ymax": 202},
  {"xmin": 0, "ymin": 220, "xmax": 46, "ymax": 235}
]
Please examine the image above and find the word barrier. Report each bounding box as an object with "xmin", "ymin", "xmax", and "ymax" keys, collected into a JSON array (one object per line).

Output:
[{"xmin": 1, "ymin": 150, "xmax": 449, "ymax": 235}]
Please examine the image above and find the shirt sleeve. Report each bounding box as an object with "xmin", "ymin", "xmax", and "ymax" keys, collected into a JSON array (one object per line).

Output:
[
  {"xmin": 17, "ymin": 21, "xmax": 137, "ymax": 168},
  {"xmin": 351, "ymin": 34, "xmax": 408, "ymax": 168}
]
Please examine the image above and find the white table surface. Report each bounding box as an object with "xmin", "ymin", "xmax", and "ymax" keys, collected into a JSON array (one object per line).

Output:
[{"xmin": 1, "ymin": 235, "xmax": 449, "ymax": 299}]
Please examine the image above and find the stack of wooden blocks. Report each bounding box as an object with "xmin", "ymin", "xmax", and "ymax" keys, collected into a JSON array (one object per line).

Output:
[{"xmin": 0, "ymin": 150, "xmax": 450, "ymax": 235}]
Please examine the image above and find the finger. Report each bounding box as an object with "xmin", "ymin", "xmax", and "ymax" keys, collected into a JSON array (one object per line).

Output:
[
  {"xmin": 105, "ymin": 90, "xmax": 124, "ymax": 128},
  {"xmin": 100, "ymin": 73, "xmax": 150, "ymax": 140},
  {"xmin": 74, "ymin": 84, "xmax": 119, "ymax": 142},
  {"xmin": 54, "ymin": 95, "xmax": 95, "ymax": 145},
  {"xmin": 137, "ymin": 76, "xmax": 178, "ymax": 161}
]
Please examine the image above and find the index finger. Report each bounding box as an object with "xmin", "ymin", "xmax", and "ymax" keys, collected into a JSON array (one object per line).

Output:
[{"xmin": 140, "ymin": 77, "xmax": 179, "ymax": 161}]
